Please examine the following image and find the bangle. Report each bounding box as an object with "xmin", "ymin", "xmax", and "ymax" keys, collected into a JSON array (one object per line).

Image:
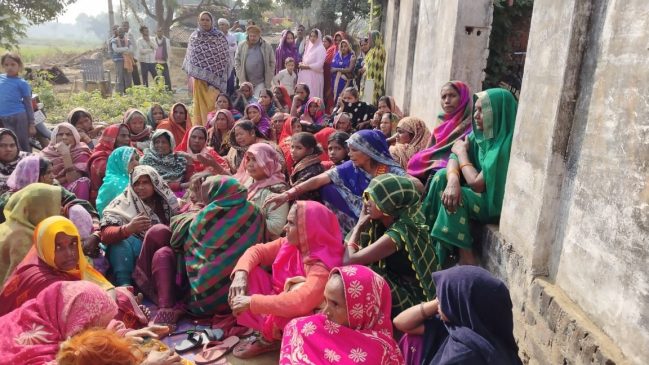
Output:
[
  {"xmin": 420, "ymin": 302, "xmax": 429, "ymax": 319},
  {"xmin": 459, "ymin": 162, "xmax": 473, "ymax": 169},
  {"xmin": 447, "ymin": 169, "xmax": 460, "ymax": 178},
  {"xmin": 346, "ymin": 242, "xmax": 360, "ymax": 251}
]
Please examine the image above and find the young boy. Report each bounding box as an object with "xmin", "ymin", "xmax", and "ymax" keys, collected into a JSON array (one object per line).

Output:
[{"xmin": 272, "ymin": 57, "xmax": 298, "ymax": 94}]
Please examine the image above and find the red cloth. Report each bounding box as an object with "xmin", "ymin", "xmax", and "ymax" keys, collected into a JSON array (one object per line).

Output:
[
  {"xmin": 88, "ymin": 124, "xmax": 122, "ymax": 203},
  {"xmin": 157, "ymin": 102, "xmax": 192, "ymax": 146},
  {"xmin": 315, "ymin": 127, "xmax": 336, "ymax": 162},
  {"xmin": 175, "ymin": 125, "xmax": 229, "ymax": 173}
]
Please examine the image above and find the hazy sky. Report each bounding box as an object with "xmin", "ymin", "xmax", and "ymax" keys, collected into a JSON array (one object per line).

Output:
[{"xmin": 57, "ymin": 0, "xmax": 107, "ymax": 24}]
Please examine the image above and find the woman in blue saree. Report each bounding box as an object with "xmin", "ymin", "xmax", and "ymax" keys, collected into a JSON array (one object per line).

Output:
[{"xmin": 330, "ymin": 39, "xmax": 356, "ymax": 103}]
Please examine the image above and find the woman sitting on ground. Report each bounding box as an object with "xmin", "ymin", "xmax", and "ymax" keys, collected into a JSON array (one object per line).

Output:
[
  {"xmin": 394, "ymin": 266, "xmax": 522, "ymax": 365},
  {"xmin": 0, "ymin": 129, "xmax": 29, "ymax": 194},
  {"xmin": 40, "ymin": 122, "xmax": 92, "ymax": 200},
  {"xmin": 124, "ymin": 108, "xmax": 152, "ymax": 151},
  {"xmin": 422, "ymin": 88, "xmax": 517, "ymax": 266},
  {"xmin": 245, "ymin": 102, "xmax": 272, "ymax": 139},
  {"xmin": 68, "ymin": 108, "xmax": 105, "ymax": 149},
  {"xmin": 289, "ymin": 132, "xmax": 325, "ymax": 201},
  {"xmin": 169, "ymin": 175, "xmax": 264, "ymax": 317},
  {"xmin": 234, "ymin": 143, "xmax": 289, "ymax": 240},
  {"xmin": 156, "ymin": 103, "xmax": 192, "ymax": 146},
  {"xmin": 379, "ymin": 112, "xmax": 397, "ymax": 143},
  {"xmin": 88, "ymin": 124, "xmax": 132, "ymax": 204},
  {"xmin": 146, "ymin": 103, "xmax": 167, "ymax": 129},
  {"xmin": 100, "ymin": 165, "xmax": 179, "ymax": 286},
  {"xmin": 225, "ymin": 120, "xmax": 269, "ymax": 173},
  {"xmin": 345, "ymin": 174, "xmax": 437, "ymax": 314},
  {"xmin": 300, "ymin": 97, "xmax": 325, "ymax": 126},
  {"xmin": 333, "ymin": 112, "xmax": 355, "ymax": 134},
  {"xmin": 229, "ymin": 201, "xmax": 344, "ymax": 359},
  {"xmin": 140, "ymin": 129, "xmax": 191, "ymax": 195},
  {"xmin": 390, "ymin": 116, "xmax": 431, "ymax": 170},
  {"xmin": 233, "ymin": 82, "xmax": 258, "ymax": 114},
  {"xmin": 290, "ymin": 83, "xmax": 311, "ymax": 117},
  {"xmin": 277, "ymin": 116, "xmax": 303, "ymax": 174},
  {"xmin": 175, "ymin": 125, "xmax": 230, "ymax": 174},
  {"xmin": 207, "ymin": 109, "xmax": 236, "ymax": 156},
  {"xmin": 96, "ymin": 146, "xmax": 139, "ymax": 215},
  {"xmin": 207, "ymin": 93, "xmax": 243, "ymax": 123},
  {"xmin": 270, "ymin": 112, "xmax": 289, "ymax": 144},
  {"xmin": 258, "ymin": 88, "xmax": 280, "ymax": 118},
  {"xmin": 280, "ymin": 265, "xmax": 404, "ymax": 365},
  {"xmin": 273, "ymin": 85, "xmax": 292, "ymax": 113},
  {"xmin": 325, "ymin": 131, "xmax": 350, "ymax": 168},
  {"xmin": 332, "ymin": 87, "xmax": 376, "ymax": 130}
]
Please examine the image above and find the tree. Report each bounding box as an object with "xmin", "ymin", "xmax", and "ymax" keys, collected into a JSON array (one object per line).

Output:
[
  {"xmin": 76, "ymin": 13, "xmax": 111, "ymax": 40},
  {"xmin": 234, "ymin": 0, "xmax": 275, "ymax": 23},
  {"xmin": 131, "ymin": 0, "xmax": 232, "ymax": 37},
  {"xmin": 0, "ymin": 0, "xmax": 78, "ymax": 49}
]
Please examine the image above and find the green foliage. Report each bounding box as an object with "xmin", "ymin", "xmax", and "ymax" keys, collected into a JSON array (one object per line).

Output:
[
  {"xmin": 314, "ymin": 0, "xmax": 371, "ymax": 33},
  {"xmin": 0, "ymin": 0, "xmax": 78, "ymax": 49},
  {"xmin": 235, "ymin": 0, "xmax": 275, "ymax": 23},
  {"xmin": 279, "ymin": 0, "xmax": 312, "ymax": 9}
]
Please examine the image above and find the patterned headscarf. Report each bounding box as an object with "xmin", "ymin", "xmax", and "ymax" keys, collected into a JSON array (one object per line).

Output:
[
  {"xmin": 245, "ymin": 102, "xmax": 271, "ymax": 138},
  {"xmin": 389, "ymin": 116, "xmax": 432, "ymax": 170},
  {"xmin": 234, "ymin": 143, "xmax": 286, "ymax": 199},
  {"xmin": 123, "ymin": 108, "xmax": 151, "ymax": 142},
  {"xmin": 96, "ymin": 146, "xmax": 137, "ymax": 215},
  {"xmin": 7, "ymin": 155, "xmax": 41, "ymax": 191},
  {"xmin": 140, "ymin": 129, "xmax": 187, "ymax": 182},
  {"xmin": 41, "ymin": 123, "xmax": 91, "ymax": 179},
  {"xmin": 346, "ymin": 129, "xmax": 401, "ymax": 169}
]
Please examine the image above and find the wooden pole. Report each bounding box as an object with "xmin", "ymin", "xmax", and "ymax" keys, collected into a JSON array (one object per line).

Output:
[{"xmin": 108, "ymin": 0, "xmax": 115, "ymax": 30}]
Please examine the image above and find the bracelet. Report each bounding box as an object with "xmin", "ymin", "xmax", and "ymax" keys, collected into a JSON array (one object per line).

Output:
[
  {"xmin": 420, "ymin": 302, "xmax": 429, "ymax": 319},
  {"xmin": 447, "ymin": 169, "xmax": 460, "ymax": 178},
  {"xmin": 346, "ymin": 242, "xmax": 360, "ymax": 251},
  {"xmin": 459, "ymin": 162, "xmax": 473, "ymax": 169}
]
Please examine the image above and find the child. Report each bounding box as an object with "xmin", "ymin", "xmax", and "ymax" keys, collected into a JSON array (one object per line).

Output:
[
  {"xmin": 0, "ymin": 53, "xmax": 35, "ymax": 152},
  {"xmin": 272, "ymin": 57, "xmax": 298, "ymax": 94},
  {"xmin": 326, "ymin": 131, "xmax": 350, "ymax": 167},
  {"xmin": 289, "ymin": 132, "xmax": 324, "ymax": 201}
]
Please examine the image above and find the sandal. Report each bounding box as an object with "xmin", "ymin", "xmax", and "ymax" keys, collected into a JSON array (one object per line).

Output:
[
  {"xmin": 232, "ymin": 335, "xmax": 280, "ymax": 359},
  {"xmin": 152, "ymin": 308, "xmax": 183, "ymax": 327},
  {"xmin": 174, "ymin": 328, "xmax": 224, "ymax": 353},
  {"xmin": 194, "ymin": 336, "xmax": 240, "ymax": 364}
]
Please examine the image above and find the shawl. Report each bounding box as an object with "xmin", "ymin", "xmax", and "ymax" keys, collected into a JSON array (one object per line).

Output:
[
  {"xmin": 101, "ymin": 165, "xmax": 178, "ymax": 232},
  {"xmin": 207, "ymin": 109, "xmax": 236, "ymax": 156},
  {"xmin": 290, "ymin": 153, "xmax": 323, "ymax": 186},
  {"xmin": 464, "ymin": 88, "xmax": 517, "ymax": 218},
  {"xmin": 363, "ymin": 174, "xmax": 436, "ymax": 300},
  {"xmin": 41, "ymin": 122, "xmax": 91, "ymax": 178},
  {"xmin": 6, "ymin": 155, "xmax": 40, "ymax": 192},
  {"xmin": 0, "ymin": 281, "xmax": 117, "ymax": 365},
  {"xmin": 141, "ymin": 129, "xmax": 187, "ymax": 182},
  {"xmin": 407, "ymin": 81, "xmax": 473, "ymax": 178},
  {"xmin": 146, "ymin": 103, "xmax": 167, "ymax": 128},
  {"xmin": 275, "ymin": 30, "xmax": 301, "ymax": 74},
  {"xmin": 0, "ymin": 129, "xmax": 29, "ymax": 193},
  {"xmin": 182, "ymin": 12, "xmax": 231, "ymax": 90},
  {"xmin": 124, "ymin": 108, "xmax": 152, "ymax": 143},
  {"xmin": 0, "ymin": 184, "xmax": 62, "ymax": 286},
  {"xmin": 315, "ymin": 126, "xmax": 336, "ymax": 162},
  {"xmin": 346, "ymin": 129, "xmax": 402, "ymax": 170},
  {"xmin": 246, "ymin": 102, "xmax": 271, "ymax": 138},
  {"xmin": 86, "ymin": 124, "xmax": 123, "ymax": 173},
  {"xmin": 95, "ymin": 146, "xmax": 136, "ymax": 215},
  {"xmin": 275, "ymin": 85, "xmax": 292, "ymax": 109},
  {"xmin": 157, "ymin": 103, "xmax": 192, "ymax": 146},
  {"xmin": 175, "ymin": 125, "xmax": 228, "ymax": 173},
  {"xmin": 337, "ymin": 101, "xmax": 376, "ymax": 128},
  {"xmin": 363, "ymin": 31, "xmax": 386, "ymax": 105},
  {"xmin": 300, "ymin": 97, "xmax": 325, "ymax": 126},
  {"xmin": 383, "ymin": 96, "xmax": 404, "ymax": 119},
  {"xmin": 300, "ymin": 29, "xmax": 326, "ymax": 74},
  {"xmin": 280, "ymin": 265, "xmax": 403, "ymax": 365},
  {"xmin": 389, "ymin": 117, "xmax": 432, "ymax": 170},
  {"xmin": 171, "ymin": 175, "xmax": 264, "ymax": 315},
  {"xmin": 278, "ymin": 116, "xmax": 296, "ymax": 175},
  {"xmin": 426, "ymin": 266, "xmax": 521, "ymax": 365},
  {"xmin": 234, "ymin": 143, "xmax": 286, "ymax": 199}
]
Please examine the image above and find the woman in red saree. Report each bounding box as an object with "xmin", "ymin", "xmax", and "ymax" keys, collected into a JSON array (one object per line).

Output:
[
  {"xmin": 175, "ymin": 125, "xmax": 230, "ymax": 174},
  {"xmin": 87, "ymin": 123, "xmax": 132, "ymax": 204}
]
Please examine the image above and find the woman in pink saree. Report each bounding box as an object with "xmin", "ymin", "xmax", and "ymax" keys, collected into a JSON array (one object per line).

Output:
[
  {"xmin": 280, "ymin": 265, "xmax": 404, "ymax": 364},
  {"xmin": 297, "ymin": 29, "xmax": 327, "ymax": 99}
]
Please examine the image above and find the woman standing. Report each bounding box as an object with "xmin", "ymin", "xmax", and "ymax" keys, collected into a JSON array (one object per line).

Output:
[
  {"xmin": 362, "ymin": 31, "xmax": 386, "ymax": 105},
  {"xmin": 297, "ymin": 29, "xmax": 327, "ymax": 99},
  {"xmin": 275, "ymin": 30, "xmax": 301, "ymax": 74},
  {"xmin": 331, "ymin": 39, "xmax": 356, "ymax": 104},
  {"xmin": 182, "ymin": 11, "xmax": 232, "ymax": 126}
]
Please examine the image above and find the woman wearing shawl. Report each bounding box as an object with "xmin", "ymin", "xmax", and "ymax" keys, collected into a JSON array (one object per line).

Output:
[
  {"xmin": 0, "ymin": 129, "xmax": 29, "ymax": 194},
  {"xmin": 245, "ymin": 102, "xmax": 272, "ymax": 138},
  {"xmin": 182, "ymin": 11, "xmax": 232, "ymax": 126},
  {"xmin": 289, "ymin": 132, "xmax": 325, "ymax": 201},
  {"xmin": 332, "ymin": 86, "xmax": 377, "ymax": 129},
  {"xmin": 207, "ymin": 109, "xmax": 236, "ymax": 156},
  {"xmin": 275, "ymin": 29, "xmax": 301, "ymax": 74},
  {"xmin": 40, "ymin": 122, "xmax": 92, "ymax": 200},
  {"xmin": 280, "ymin": 265, "xmax": 404, "ymax": 365},
  {"xmin": 265, "ymin": 129, "xmax": 408, "ymax": 236},
  {"xmin": 300, "ymin": 96, "xmax": 325, "ymax": 126},
  {"xmin": 169, "ymin": 175, "xmax": 264, "ymax": 316},
  {"xmin": 361, "ymin": 31, "xmax": 386, "ymax": 105},
  {"xmin": 229, "ymin": 201, "xmax": 344, "ymax": 358},
  {"xmin": 390, "ymin": 116, "xmax": 432, "ymax": 170},
  {"xmin": 394, "ymin": 266, "xmax": 522, "ymax": 365},
  {"xmin": 422, "ymin": 88, "xmax": 517, "ymax": 266},
  {"xmin": 273, "ymin": 85, "xmax": 292, "ymax": 113},
  {"xmin": 408, "ymin": 81, "xmax": 474, "ymax": 181},
  {"xmin": 157, "ymin": 103, "xmax": 192, "ymax": 147},
  {"xmin": 68, "ymin": 108, "xmax": 104, "ymax": 149},
  {"xmin": 225, "ymin": 119, "xmax": 270, "ymax": 173},
  {"xmin": 96, "ymin": 146, "xmax": 138, "ymax": 215},
  {"xmin": 175, "ymin": 125, "xmax": 229, "ymax": 175},
  {"xmin": 211, "ymin": 93, "xmax": 243, "ymax": 121},
  {"xmin": 101, "ymin": 165, "xmax": 179, "ymax": 286},
  {"xmin": 124, "ymin": 108, "xmax": 152, "ymax": 151},
  {"xmin": 297, "ymin": 29, "xmax": 327, "ymax": 99},
  {"xmin": 88, "ymin": 124, "xmax": 132, "ymax": 204},
  {"xmin": 330, "ymin": 39, "xmax": 356, "ymax": 104},
  {"xmin": 233, "ymin": 81, "xmax": 258, "ymax": 114},
  {"xmin": 0, "ymin": 281, "xmax": 117, "ymax": 365},
  {"xmin": 140, "ymin": 129, "xmax": 190, "ymax": 194},
  {"xmin": 345, "ymin": 174, "xmax": 436, "ymax": 314},
  {"xmin": 234, "ymin": 143, "xmax": 289, "ymax": 240},
  {"xmin": 146, "ymin": 103, "xmax": 167, "ymax": 129}
]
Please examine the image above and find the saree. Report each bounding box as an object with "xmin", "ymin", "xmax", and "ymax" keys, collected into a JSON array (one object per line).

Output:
[
  {"xmin": 390, "ymin": 116, "xmax": 432, "ymax": 170},
  {"xmin": 300, "ymin": 97, "xmax": 325, "ymax": 126},
  {"xmin": 157, "ymin": 102, "xmax": 192, "ymax": 145},
  {"xmin": 297, "ymin": 29, "xmax": 326, "ymax": 98},
  {"xmin": 124, "ymin": 108, "xmax": 152, "ymax": 151},
  {"xmin": 234, "ymin": 142, "xmax": 287, "ymax": 200},
  {"xmin": 331, "ymin": 40, "xmax": 354, "ymax": 102},
  {"xmin": 422, "ymin": 88, "xmax": 517, "ymax": 265},
  {"xmin": 290, "ymin": 153, "xmax": 324, "ymax": 201},
  {"xmin": 362, "ymin": 31, "xmax": 386, "ymax": 105},
  {"xmin": 6, "ymin": 155, "xmax": 40, "ymax": 192},
  {"xmin": 280, "ymin": 265, "xmax": 404, "ymax": 365},
  {"xmin": 87, "ymin": 124, "xmax": 124, "ymax": 203},
  {"xmin": 175, "ymin": 125, "xmax": 229, "ymax": 173},
  {"xmin": 140, "ymin": 129, "xmax": 187, "ymax": 182},
  {"xmin": 407, "ymin": 81, "xmax": 473, "ymax": 179},
  {"xmin": 0, "ymin": 281, "xmax": 117, "ymax": 365},
  {"xmin": 0, "ymin": 183, "xmax": 61, "ymax": 285},
  {"xmin": 246, "ymin": 102, "xmax": 272, "ymax": 138},
  {"xmin": 361, "ymin": 174, "xmax": 437, "ymax": 313},
  {"xmin": 207, "ymin": 109, "xmax": 236, "ymax": 156},
  {"xmin": 0, "ymin": 129, "xmax": 29, "ymax": 194},
  {"xmin": 275, "ymin": 30, "xmax": 301, "ymax": 74},
  {"xmin": 95, "ymin": 146, "xmax": 136, "ymax": 215}
]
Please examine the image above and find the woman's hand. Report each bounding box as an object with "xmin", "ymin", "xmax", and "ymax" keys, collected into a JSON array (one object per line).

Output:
[
  {"xmin": 55, "ymin": 142, "xmax": 71, "ymax": 157},
  {"xmin": 176, "ymin": 151, "xmax": 194, "ymax": 166},
  {"xmin": 126, "ymin": 213, "xmax": 151, "ymax": 235},
  {"xmin": 442, "ymin": 176, "xmax": 462, "ymax": 213},
  {"xmin": 125, "ymin": 324, "xmax": 169, "ymax": 342},
  {"xmin": 263, "ymin": 192, "xmax": 289, "ymax": 211},
  {"xmin": 451, "ymin": 137, "xmax": 469, "ymax": 156},
  {"xmin": 229, "ymin": 270, "xmax": 248, "ymax": 303},
  {"xmin": 230, "ymin": 295, "xmax": 251, "ymax": 316},
  {"xmin": 78, "ymin": 131, "xmax": 92, "ymax": 145},
  {"xmin": 141, "ymin": 349, "xmax": 182, "ymax": 365}
]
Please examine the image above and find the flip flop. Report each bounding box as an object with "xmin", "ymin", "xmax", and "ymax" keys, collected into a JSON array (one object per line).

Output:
[
  {"xmin": 194, "ymin": 336, "xmax": 240, "ymax": 364},
  {"xmin": 232, "ymin": 336, "xmax": 280, "ymax": 359},
  {"xmin": 174, "ymin": 328, "xmax": 224, "ymax": 353}
]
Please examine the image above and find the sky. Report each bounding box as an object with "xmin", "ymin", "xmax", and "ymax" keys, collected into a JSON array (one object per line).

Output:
[{"xmin": 57, "ymin": 0, "xmax": 107, "ymax": 24}]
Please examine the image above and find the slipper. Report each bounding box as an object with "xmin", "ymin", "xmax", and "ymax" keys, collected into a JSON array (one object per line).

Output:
[
  {"xmin": 232, "ymin": 336, "xmax": 280, "ymax": 359},
  {"xmin": 174, "ymin": 328, "xmax": 224, "ymax": 353},
  {"xmin": 194, "ymin": 336, "xmax": 240, "ymax": 364}
]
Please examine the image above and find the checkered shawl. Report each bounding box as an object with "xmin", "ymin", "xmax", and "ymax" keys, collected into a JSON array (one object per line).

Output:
[{"xmin": 182, "ymin": 27, "xmax": 232, "ymax": 91}]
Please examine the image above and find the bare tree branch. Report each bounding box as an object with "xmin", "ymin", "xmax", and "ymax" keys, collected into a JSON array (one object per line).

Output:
[{"xmin": 139, "ymin": 0, "xmax": 157, "ymax": 19}]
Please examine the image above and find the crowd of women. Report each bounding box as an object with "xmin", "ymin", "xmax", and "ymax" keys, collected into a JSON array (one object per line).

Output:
[{"xmin": 0, "ymin": 11, "xmax": 523, "ymax": 365}]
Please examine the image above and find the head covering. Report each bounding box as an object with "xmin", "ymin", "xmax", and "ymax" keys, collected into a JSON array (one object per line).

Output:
[
  {"xmin": 67, "ymin": 205, "xmax": 93, "ymax": 239},
  {"xmin": 280, "ymin": 265, "xmax": 403, "ymax": 365},
  {"xmin": 246, "ymin": 24, "xmax": 262, "ymax": 35},
  {"xmin": 146, "ymin": 103, "xmax": 167, "ymax": 128},
  {"xmin": 301, "ymin": 97, "xmax": 325, "ymax": 125},
  {"xmin": 157, "ymin": 102, "xmax": 192, "ymax": 145},
  {"xmin": 301, "ymin": 29, "xmax": 326, "ymax": 78},
  {"xmin": 245, "ymin": 102, "xmax": 271, "ymax": 138},
  {"xmin": 207, "ymin": 109, "xmax": 236, "ymax": 155},
  {"xmin": 389, "ymin": 116, "xmax": 432, "ymax": 170},
  {"xmin": 175, "ymin": 125, "xmax": 228, "ymax": 173},
  {"xmin": 101, "ymin": 165, "xmax": 178, "ymax": 234},
  {"xmin": 382, "ymin": 96, "xmax": 403, "ymax": 119},
  {"xmin": 86, "ymin": 124, "xmax": 125, "ymax": 173},
  {"xmin": 0, "ymin": 281, "xmax": 117, "ymax": 365},
  {"xmin": 96, "ymin": 146, "xmax": 137, "ymax": 215},
  {"xmin": 0, "ymin": 129, "xmax": 28, "ymax": 193},
  {"xmin": 140, "ymin": 129, "xmax": 187, "ymax": 182},
  {"xmin": 170, "ymin": 175, "xmax": 264, "ymax": 315},
  {"xmin": 0, "ymin": 184, "xmax": 62, "ymax": 285},
  {"xmin": 41, "ymin": 122, "xmax": 91, "ymax": 178},
  {"xmin": 275, "ymin": 29, "xmax": 301, "ymax": 74},
  {"xmin": 234, "ymin": 143, "xmax": 286, "ymax": 199},
  {"xmin": 275, "ymin": 85, "xmax": 292, "ymax": 108},
  {"xmin": 407, "ymin": 81, "xmax": 473, "ymax": 178},
  {"xmin": 182, "ymin": 11, "xmax": 231, "ymax": 90},
  {"xmin": 346, "ymin": 129, "xmax": 401, "ymax": 169},
  {"xmin": 430, "ymin": 266, "xmax": 521, "ymax": 365},
  {"xmin": 66, "ymin": 108, "xmax": 94, "ymax": 126},
  {"xmin": 123, "ymin": 108, "xmax": 151, "ymax": 142},
  {"xmin": 7, "ymin": 155, "xmax": 41, "ymax": 191}
]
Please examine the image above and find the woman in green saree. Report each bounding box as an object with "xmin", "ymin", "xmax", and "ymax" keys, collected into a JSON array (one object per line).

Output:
[{"xmin": 422, "ymin": 88, "xmax": 518, "ymax": 266}]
